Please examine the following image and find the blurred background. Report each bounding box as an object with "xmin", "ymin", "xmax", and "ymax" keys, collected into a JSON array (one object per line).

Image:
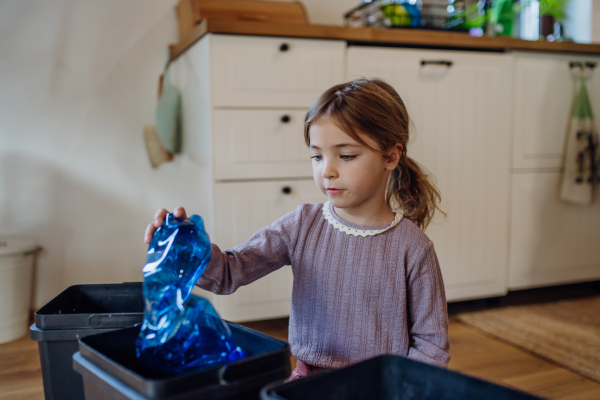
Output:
[
  {"xmin": 2, "ymin": 0, "xmax": 600, "ymax": 311},
  {"xmin": 2, "ymin": 1, "xmax": 600, "ymax": 399}
]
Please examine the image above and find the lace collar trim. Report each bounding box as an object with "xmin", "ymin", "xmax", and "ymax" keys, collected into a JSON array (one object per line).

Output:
[{"xmin": 322, "ymin": 201, "xmax": 403, "ymax": 237}]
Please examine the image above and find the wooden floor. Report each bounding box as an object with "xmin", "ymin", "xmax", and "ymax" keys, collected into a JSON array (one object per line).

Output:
[{"xmin": 2, "ymin": 318, "xmax": 600, "ymax": 400}]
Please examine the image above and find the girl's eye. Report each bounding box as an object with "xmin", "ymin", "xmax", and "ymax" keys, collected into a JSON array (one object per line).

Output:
[
  {"xmin": 340, "ymin": 155, "xmax": 356, "ymax": 161},
  {"xmin": 311, "ymin": 155, "xmax": 322, "ymax": 161}
]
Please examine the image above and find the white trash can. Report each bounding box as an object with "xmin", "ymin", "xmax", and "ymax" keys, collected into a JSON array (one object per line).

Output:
[{"xmin": 0, "ymin": 237, "xmax": 39, "ymax": 344}]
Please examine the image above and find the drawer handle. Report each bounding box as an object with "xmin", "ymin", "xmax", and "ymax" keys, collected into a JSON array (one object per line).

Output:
[
  {"xmin": 569, "ymin": 61, "xmax": 597, "ymax": 69},
  {"xmin": 279, "ymin": 43, "xmax": 289, "ymax": 52},
  {"xmin": 421, "ymin": 60, "xmax": 453, "ymax": 67},
  {"xmin": 282, "ymin": 186, "xmax": 292, "ymax": 195},
  {"xmin": 281, "ymin": 115, "xmax": 291, "ymax": 123}
]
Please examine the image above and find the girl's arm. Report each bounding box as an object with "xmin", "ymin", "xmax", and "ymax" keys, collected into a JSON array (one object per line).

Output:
[
  {"xmin": 196, "ymin": 205, "xmax": 304, "ymax": 295},
  {"xmin": 406, "ymin": 241, "xmax": 451, "ymax": 368}
]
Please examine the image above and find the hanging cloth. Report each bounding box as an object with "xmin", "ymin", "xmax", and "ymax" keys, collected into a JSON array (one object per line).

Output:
[
  {"xmin": 559, "ymin": 65, "xmax": 599, "ymax": 205},
  {"xmin": 143, "ymin": 50, "xmax": 181, "ymax": 169},
  {"xmin": 155, "ymin": 50, "xmax": 182, "ymax": 154}
]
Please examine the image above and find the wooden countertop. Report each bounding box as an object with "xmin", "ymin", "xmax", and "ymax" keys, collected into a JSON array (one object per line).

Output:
[{"xmin": 172, "ymin": 18, "xmax": 600, "ymax": 61}]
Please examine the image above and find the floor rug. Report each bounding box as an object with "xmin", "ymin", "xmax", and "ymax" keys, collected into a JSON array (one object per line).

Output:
[{"xmin": 457, "ymin": 295, "xmax": 600, "ymax": 383}]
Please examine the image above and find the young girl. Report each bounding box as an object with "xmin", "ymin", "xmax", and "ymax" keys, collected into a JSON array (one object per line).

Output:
[{"xmin": 144, "ymin": 78, "xmax": 450, "ymax": 379}]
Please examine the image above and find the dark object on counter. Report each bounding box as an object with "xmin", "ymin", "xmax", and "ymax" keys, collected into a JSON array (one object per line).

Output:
[
  {"xmin": 260, "ymin": 355, "xmax": 546, "ymax": 400},
  {"xmin": 29, "ymin": 282, "xmax": 144, "ymax": 400},
  {"xmin": 540, "ymin": 15, "xmax": 555, "ymax": 38},
  {"xmin": 73, "ymin": 324, "xmax": 291, "ymax": 400}
]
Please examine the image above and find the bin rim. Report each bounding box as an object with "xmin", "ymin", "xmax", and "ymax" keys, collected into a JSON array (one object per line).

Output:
[
  {"xmin": 72, "ymin": 352, "xmax": 149, "ymax": 400},
  {"xmin": 74, "ymin": 349, "xmax": 291, "ymax": 400},
  {"xmin": 78, "ymin": 323, "xmax": 290, "ymax": 383},
  {"xmin": 259, "ymin": 354, "xmax": 546, "ymax": 400},
  {"xmin": 76, "ymin": 323, "xmax": 291, "ymax": 399},
  {"xmin": 34, "ymin": 282, "xmax": 144, "ymax": 330},
  {"xmin": 30, "ymin": 323, "xmax": 127, "ymax": 342},
  {"xmin": 259, "ymin": 368, "xmax": 333, "ymax": 400}
]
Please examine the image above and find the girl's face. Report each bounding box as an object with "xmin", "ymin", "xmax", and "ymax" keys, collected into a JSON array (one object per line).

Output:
[{"xmin": 309, "ymin": 119, "xmax": 399, "ymax": 212}]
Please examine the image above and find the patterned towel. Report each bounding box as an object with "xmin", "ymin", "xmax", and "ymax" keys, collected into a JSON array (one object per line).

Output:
[{"xmin": 560, "ymin": 66, "xmax": 599, "ymax": 205}]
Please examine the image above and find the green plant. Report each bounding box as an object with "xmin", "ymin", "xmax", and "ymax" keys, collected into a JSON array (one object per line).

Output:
[
  {"xmin": 539, "ymin": 0, "xmax": 569, "ymax": 21},
  {"xmin": 464, "ymin": 3, "xmax": 485, "ymax": 29}
]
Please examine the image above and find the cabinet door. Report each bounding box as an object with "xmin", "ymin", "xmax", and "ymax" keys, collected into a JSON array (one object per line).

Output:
[
  {"xmin": 211, "ymin": 180, "xmax": 325, "ymax": 322},
  {"xmin": 214, "ymin": 109, "xmax": 312, "ymax": 180},
  {"xmin": 509, "ymin": 172, "xmax": 600, "ymax": 289},
  {"xmin": 512, "ymin": 52, "xmax": 600, "ymax": 170},
  {"xmin": 210, "ymin": 34, "xmax": 346, "ymax": 108},
  {"xmin": 348, "ymin": 47, "xmax": 513, "ymax": 301}
]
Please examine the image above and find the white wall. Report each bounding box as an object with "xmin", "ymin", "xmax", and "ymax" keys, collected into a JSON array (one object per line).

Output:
[
  {"xmin": 0, "ymin": 0, "xmax": 186, "ymax": 308},
  {"xmin": 0, "ymin": 0, "xmax": 357, "ymax": 309},
  {"xmin": 299, "ymin": 0, "xmax": 359, "ymax": 25}
]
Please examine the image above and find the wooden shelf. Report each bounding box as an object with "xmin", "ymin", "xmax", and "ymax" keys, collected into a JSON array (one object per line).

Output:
[{"xmin": 171, "ymin": 18, "xmax": 600, "ymax": 61}]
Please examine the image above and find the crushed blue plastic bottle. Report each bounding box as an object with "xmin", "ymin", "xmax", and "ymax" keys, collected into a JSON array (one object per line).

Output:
[{"xmin": 136, "ymin": 213, "xmax": 249, "ymax": 374}]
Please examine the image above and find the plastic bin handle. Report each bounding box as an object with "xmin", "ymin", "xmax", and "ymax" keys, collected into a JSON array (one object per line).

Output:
[
  {"xmin": 88, "ymin": 313, "xmax": 143, "ymax": 328},
  {"xmin": 259, "ymin": 379, "xmax": 292, "ymax": 400},
  {"xmin": 217, "ymin": 363, "xmax": 286, "ymax": 387}
]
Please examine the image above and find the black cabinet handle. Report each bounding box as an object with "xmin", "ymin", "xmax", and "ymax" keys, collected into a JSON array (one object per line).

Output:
[
  {"xmin": 281, "ymin": 115, "xmax": 291, "ymax": 123},
  {"xmin": 282, "ymin": 186, "xmax": 292, "ymax": 194},
  {"xmin": 280, "ymin": 43, "xmax": 289, "ymax": 52},
  {"xmin": 421, "ymin": 60, "xmax": 453, "ymax": 67}
]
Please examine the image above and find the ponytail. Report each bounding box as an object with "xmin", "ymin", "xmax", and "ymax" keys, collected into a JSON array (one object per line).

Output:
[{"xmin": 387, "ymin": 155, "xmax": 444, "ymax": 231}]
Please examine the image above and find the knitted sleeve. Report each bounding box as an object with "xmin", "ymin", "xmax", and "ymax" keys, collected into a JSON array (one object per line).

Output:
[
  {"xmin": 406, "ymin": 241, "xmax": 451, "ymax": 368},
  {"xmin": 196, "ymin": 204, "xmax": 304, "ymax": 295}
]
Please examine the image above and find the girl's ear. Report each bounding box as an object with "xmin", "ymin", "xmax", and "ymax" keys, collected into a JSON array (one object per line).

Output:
[{"xmin": 384, "ymin": 144, "xmax": 403, "ymax": 171}]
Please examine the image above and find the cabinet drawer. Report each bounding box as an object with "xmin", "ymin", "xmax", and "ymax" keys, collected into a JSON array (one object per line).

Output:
[
  {"xmin": 512, "ymin": 52, "xmax": 600, "ymax": 170},
  {"xmin": 213, "ymin": 180, "xmax": 324, "ymax": 249},
  {"xmin": 214, "ymin": 109, "xmax": 312, "ymax": 180},
  {"xmin": 213, "ymin": 180, "xmax": 325, "ymax": 322},
  {"xmin": 210, "ymin": 34, "xmax": 346, "ymax": 108}
]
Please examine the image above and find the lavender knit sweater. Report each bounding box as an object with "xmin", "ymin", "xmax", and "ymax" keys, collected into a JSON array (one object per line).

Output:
[{"xmin": 197, "ymin": 202, "xmax": 450, "ymax": 369}]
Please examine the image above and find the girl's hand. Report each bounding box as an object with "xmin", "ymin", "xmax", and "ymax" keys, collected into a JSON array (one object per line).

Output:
[{"xmin": 144, "ymin": 207, "xmax": 188, "ymax": 244}]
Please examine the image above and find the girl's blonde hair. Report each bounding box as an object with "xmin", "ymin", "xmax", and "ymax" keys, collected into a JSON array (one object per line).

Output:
[{"xmin": 304, "ymin": 77, "xmax": 444, "ymax": 231}]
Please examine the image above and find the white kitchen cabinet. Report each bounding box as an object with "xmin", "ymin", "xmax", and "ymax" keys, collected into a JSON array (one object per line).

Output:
[
  {"xmin": 509, "ymin": 172, "xmax": 600, "ymax": 288},
  {"xmin": 212, "ymin": 180, "xmax": 324, "ymax": 321},
  {"xmin": 509, "ymin": 53, "xmax": 600, "ymax": 290},
  {"xmin": 173, "ymin": 31, "xmax": 599, "ymax": 318},
  {"xmin": 213, "ymin": 109, "xmax": 312, "ymax": 181},
  {"xmin": 173, "ymin": 33, "xmax": 337, "ymax": 321},
  {"xmin": 213, "ymin": 181, "xmax": 324, "ymax": 249},
  {"xmin": 348, "ymin": 47, "xmax": 514, "ymax": 301},
  {"xmin": 512, "ymin": 52, "xmax": 600, "ymax": 170},
  {"xmin": 211, "ymin": 35, "xmax": 346, "ymax": 108}
]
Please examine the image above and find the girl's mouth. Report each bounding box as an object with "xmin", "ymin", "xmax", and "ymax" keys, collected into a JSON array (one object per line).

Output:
[{"xmin": 326, "ymin": 188, "xmax": 344, "ymax": 195}]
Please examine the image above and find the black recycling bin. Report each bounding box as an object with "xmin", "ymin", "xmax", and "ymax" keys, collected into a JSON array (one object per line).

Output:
[
  {"xmin": 260, "ymin": 354, "xmax": 546, "ymax": 400},
  {"xmin": 29, "ymin": 282, "xmax": 144, "ymax": 400},
  {"xmin": 72, "ymin": 323, "xmax": 291, "ymax": 400}
]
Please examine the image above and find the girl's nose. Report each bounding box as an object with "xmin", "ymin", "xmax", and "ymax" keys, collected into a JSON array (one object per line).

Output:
[{"xmin": 321, "ymin": 160, "xmax": 338, "ymax": 179}]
